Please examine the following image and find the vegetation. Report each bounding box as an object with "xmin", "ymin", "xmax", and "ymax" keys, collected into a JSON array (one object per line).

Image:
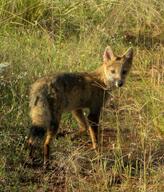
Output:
[{"xmin": 0, "ymin": 0, "xmax": 164, "ymax": 191}]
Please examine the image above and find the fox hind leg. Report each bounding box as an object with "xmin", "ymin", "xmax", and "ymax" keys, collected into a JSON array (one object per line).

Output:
[
  {"xmin": 43, "ymin": 115, "xmax": 61, "ymax": 166},
  {"xmin": 28, "ymin": 137, "xmax": 34, "ymax": 160},
  {"xmin": 27, "ymin": 125, "xmax": 46, "ymax": 163},
  {"xmin": 44, "ymin": 130, "xmax": 53, "ymax": 166}
]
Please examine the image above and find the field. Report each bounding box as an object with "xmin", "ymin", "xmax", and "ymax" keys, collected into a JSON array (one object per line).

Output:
[{"xmin": 0, "ymin": 0, "xmax": 164, "ymax": 191}]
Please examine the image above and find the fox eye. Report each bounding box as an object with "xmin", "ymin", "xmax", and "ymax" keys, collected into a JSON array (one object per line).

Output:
[
  {"xmin": 122, "ymin": 70, "xmax": 127, "ymax": 75},
  {"xmin": 111, "ymin": 69, "xmax": 115, "ymax": 74}
]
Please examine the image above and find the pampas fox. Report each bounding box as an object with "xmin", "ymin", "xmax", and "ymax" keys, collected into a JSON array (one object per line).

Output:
[{"xmin": 28, "ymin": 46, "xmax": 133, "ymax": 165}]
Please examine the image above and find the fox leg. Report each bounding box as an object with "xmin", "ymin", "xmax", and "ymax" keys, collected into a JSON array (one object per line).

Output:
[
  {"xmin": 88, "ymin": 126, "xmax": 97, "ymax": 149},
  {"xmin": 43, "ymin": 130, "xmax": 53, "ymax": 166},
  {"xmin": 72, "ymin": 109, "xmax": 88, "ymax": 133},
  {"xmin": 88, "ymin": 111, "xmax": 100, "ymax": 149},
  {"xmin": 72, "ymin": 109, "xmax": 99, "ymax": 150},
  {"xmin": 43, "ymin": 116, "xmax": 60, "ymax": 166},
  {"xmin": 28, "ymin": 137, "xmax": 34, "ymax": 160},
  {"xmin": 27, "ymin": 125, "xmax": 46, "ymax": 162}
]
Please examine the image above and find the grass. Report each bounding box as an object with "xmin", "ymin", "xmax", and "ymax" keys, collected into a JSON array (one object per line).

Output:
[{"xmin": 0, "ymin": 0, "xmax": 164, "ymax": 191}]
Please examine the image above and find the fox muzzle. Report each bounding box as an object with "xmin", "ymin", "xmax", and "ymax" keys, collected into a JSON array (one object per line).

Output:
[{"xmin": 115, "ymin": 80, "xmax": 124, "ymax": 87}]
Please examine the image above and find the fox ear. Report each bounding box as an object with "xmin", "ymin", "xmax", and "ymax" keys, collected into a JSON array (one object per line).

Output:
[
  {"xmin": 103, "ymin": 46, "xmax": 115, "ymax": 62},
  {"xmin": 124, "ymin": 47, "xmax": 133, "ymax": 60}
]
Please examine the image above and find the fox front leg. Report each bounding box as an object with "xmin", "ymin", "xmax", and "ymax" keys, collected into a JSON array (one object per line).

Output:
[
  {"xmin": 88, "ymin": 110, "xmax": 101, "ymax": 150},
  {"xmin": 72, "ymin": 109, "xmax": 88, "ymax": 133}
]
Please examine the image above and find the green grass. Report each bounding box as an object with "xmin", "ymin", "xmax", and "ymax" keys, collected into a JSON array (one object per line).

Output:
[{"xmin": 0, "ymin": 0, "xmax": 164, "ymax": 191}]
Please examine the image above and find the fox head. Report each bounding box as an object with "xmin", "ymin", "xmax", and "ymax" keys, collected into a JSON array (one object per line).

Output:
[{"xmin": 103, "ymin": 46, "xmax": 133, "ymax": 88}]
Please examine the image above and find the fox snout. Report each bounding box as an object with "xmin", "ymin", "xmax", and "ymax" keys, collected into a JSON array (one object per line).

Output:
[{"xmin": 115, "ymin": 80, "xmax": 124, "ymax": 87}]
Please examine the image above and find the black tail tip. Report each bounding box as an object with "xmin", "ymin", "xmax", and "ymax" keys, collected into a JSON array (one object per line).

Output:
[{"xmin": 29, "ymin": 125, "xmax": 46, "ymax": 139}]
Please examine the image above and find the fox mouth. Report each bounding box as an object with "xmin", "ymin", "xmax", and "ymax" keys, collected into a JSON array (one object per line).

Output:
[{"xmin": 115, "ymin": 80, "xmax": 124, "ymax": 87}]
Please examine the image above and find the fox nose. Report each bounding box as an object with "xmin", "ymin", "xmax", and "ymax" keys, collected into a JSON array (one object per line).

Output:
[{"xmin": 115, "ymin": 80, "xmax": 123, "ymax": 87}]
